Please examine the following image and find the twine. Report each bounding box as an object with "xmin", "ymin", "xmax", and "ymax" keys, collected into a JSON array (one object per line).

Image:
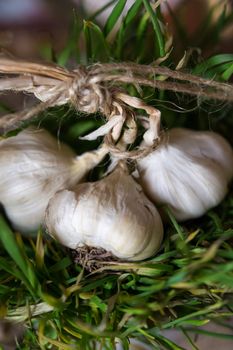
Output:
[{"xmin": 0, "ymin": 58, "xmax": 232, "ymax": 159}]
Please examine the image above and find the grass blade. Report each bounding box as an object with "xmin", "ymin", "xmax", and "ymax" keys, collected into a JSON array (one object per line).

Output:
[
  {"xmin": 116, "ymin": 0, "xmax": 143, "ymax": 58},
  {"xmin": 193, "ymin": 54, "xmax": 233, "ymax": 75},
  {"xmin": 221, "ymin": 62, "xmax": 233, "ymax": 81},
  {"xmin": 104, "ymin": 0, "xmax": 127, "ymax": 37},
  {"xmin": 0, "ymin": 215, "xmax": 39, "ymax": 294},
  {"xmin": 84, "ymin": 20, "xmax": 110, "ymax": 62},
  {"xmin": 185, "ymin": 327, "xmax": 233, "ymax": 340},
  {"xmin": 142, "ymin": 0, "xmax": 165, "ymax": 57}
]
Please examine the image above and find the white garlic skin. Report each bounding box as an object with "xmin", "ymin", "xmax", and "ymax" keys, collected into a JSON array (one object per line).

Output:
[
  {"xmin": 137, "ymin": 128, "xmax": 233, "ymax": 221},
  {"xmin": 45, "ymin": 165, "xmax": 163, "ymax": 261},
  {"xmin": 0, "ymin": 128, "xmax": 104, "ymax": 232}
]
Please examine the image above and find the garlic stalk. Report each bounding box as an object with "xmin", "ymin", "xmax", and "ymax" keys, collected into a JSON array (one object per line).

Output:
[
  {"xmin": 45, "ymin": 163, "xmax": 163, "ymax": 261},
  {"xmin": 0, "ymin": 128, "xmax": 107, "ymax": 232},
  {"xmin": 137, "ymin": 127, "xmax": 233, "ymax": 221}
]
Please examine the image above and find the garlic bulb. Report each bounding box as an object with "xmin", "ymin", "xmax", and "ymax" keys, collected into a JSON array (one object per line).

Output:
[
  {"xmin": 0, "ymin": 128, "xmax": 106, "ymax": 232},
  {"xmin": 137, "ymin": 128, "xmax": 233, "ymax": 221},
  {"xmin": 45, "ymin": 163, "xmax": 163, "ymax": 261}
]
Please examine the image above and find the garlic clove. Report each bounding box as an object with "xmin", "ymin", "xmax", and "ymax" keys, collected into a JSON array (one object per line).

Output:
[
  {"xmin": 0, "ymin": 128, "xmax": 107, "ymax": 232},
  {"xmin": 137, "ymin": 128, "xmax": 233, "ymax": 221},
  {"xmin": 45, "ymin": 164, "xmax": 163, "ymax": 261}
]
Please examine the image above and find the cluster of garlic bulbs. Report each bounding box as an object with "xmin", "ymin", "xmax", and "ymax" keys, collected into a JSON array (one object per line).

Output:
[
  {"xmin": 0, "ymin": 127, "xmax": 163, "ymax": 261},
  {"xmin": 0, "ymin": 122, "xmax": 232, "ymax": 262}
]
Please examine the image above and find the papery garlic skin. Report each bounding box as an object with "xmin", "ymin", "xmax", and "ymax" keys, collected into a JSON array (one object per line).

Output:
[
  {"xmin": 0, "ymin": 128, "xmax": 106, "ymax": 232},
  {"xmin": 45, "ymin": 165, "xmax": 163, "ymax": 261},
  {"xmin": 137, "ymin": 128, "xmax": 233, "ymax": 221}
]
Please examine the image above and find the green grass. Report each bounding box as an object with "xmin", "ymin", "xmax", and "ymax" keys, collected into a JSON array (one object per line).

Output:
[
  {"xmin": 0, "ymin": 1, "xmax": 233, "ymax": 349},
  {"xmin": 1, "ymin": 194, "xmax": 233, "ymax": 349}
]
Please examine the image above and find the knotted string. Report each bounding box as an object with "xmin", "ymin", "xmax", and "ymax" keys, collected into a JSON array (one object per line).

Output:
[{"xmin": 0, "ymin": 58, "xmax": 232, "ymax": 159}]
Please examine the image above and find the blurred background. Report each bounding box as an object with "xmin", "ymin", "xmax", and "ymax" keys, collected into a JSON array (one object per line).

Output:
[{"xmin": 0, "ymin": 0, "xmax": 232, "ymax": 61}]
